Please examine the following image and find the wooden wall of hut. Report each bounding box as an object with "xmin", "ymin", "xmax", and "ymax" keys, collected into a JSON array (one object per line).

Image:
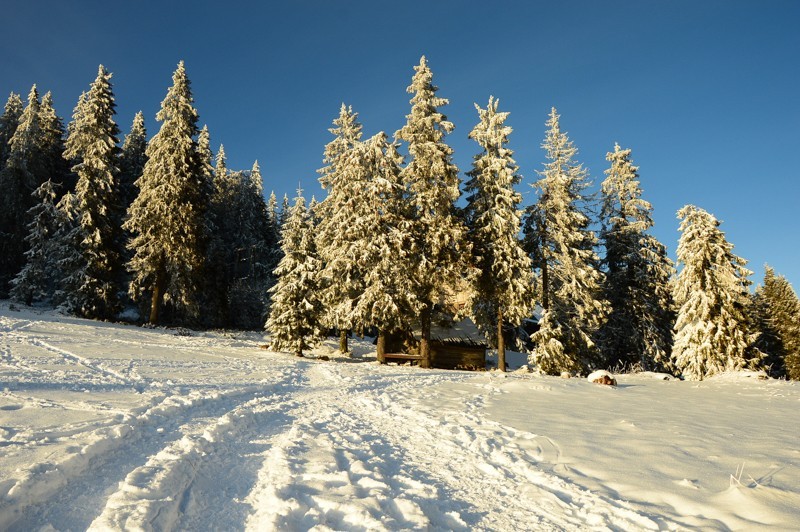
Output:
[{"xmin": 431, "ymin": 344, "xmax": 486, "ymax": 371}]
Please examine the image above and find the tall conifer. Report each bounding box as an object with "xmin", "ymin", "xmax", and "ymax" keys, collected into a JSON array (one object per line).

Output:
[
  {"xmin": 464, "ymin": 97, "xmax": 533, "ymax": 371},
  {"xmin": 63, "ymin": 65, "xmax": 124, "ymax": 319},
  {"xmin": 119, "ymin": 111, "xmax": 147, "ymax": 214},
  {"xmin": 598, "ymin": 144, "xmax": 674, "ymax": 371},
  {"xmin": 266, "ymin": 191, "xmax": 322, "ymax": 356},
  {"xmin": 124, "ymin": 61, "xmax": 208, "ymax": 324},
  {"xmin": 316, "ymin": 105, "xmax": 364, "ymax": 353},
  {"xmin": 0, "ymin": 86, "xmax": 43, "ymax": 294},
  {"xmin": 9, "ymin": 180, "xmax": 62, "ymax": 305},
  {"xmin": 672, "ymin": 205, "xmax": 754, "ymax": 379},
  {"xmin": 753, "ymin": 267, "xmax": 800, "ymax": 379},
  {"xmin": 395, "ymin": 56, "xmax": 469, "ymax": 369},
  {"xmin": 523, "ymin": 108, "xmax": 606, "ymax": 375}
]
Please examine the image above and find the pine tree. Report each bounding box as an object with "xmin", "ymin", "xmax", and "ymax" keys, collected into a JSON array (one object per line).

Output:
[
  {"xmin": 51, "ymin": 191, "xmax": 85, "ymax": 309},
  {"xmin": 124, "ymin": 61, "xmax": 209, "ymax": 324},
  {"xmin": 266, "ymin": 191, "xmax": 322, "ymax": 356},
  {"xmin": 0, "ymin": 92, "xmax": 24, "ymax": 294},
  {"xmin": 672, "ymin": 205, "xmax": 754, "ymax": 380},
  {"xmin": 0, "ymin": 92, "xmax": 24, "ymax": 168},
  {"xmin": 205, "ymin": 143, "xmax": 237, "ymax": 324},
  {"xmin": 352, "ymin": 133, "xmax": 420, "ymax": 361},
  {"xmin": 119, "ymin": 111, "xmax": 147, "ymax": 214},
  {"xmin": 316, "ymin": 104, "xmax": 364, "ymax": 353},
  {"xmin": 598, "ymin": 144, "xmax": 675, "ymax": 371},
  {"xmin": 753, "ymin": 267, "xmax": 800, "ymax": 379},
  {"xmin": 279, "ymin": 194, "xmax": 291, "ymax": 227},
  {"xmin": 226, "ymin": 161, "xmax": 273, "ymax": 329},
  {"xmin": 0, "ymin": 85, "xmax": 43, "ymax": 295},
  {"xmin": 38, "ymin": 92, "xmax": 69, "ymax": 190},
  {"xmin": 63, "ymin": 65, "xmax": 124, "ymax": 319},
  {"xmin": 523, "ymin": 108, "xmax": 606, "ymax": 375},
  {"xmin": 395, "ymin": 56, "xmax": 470, "ymax": 369},
  {"xmin": 266, "ymin": 190, "xmax": 282, "ymax": 275},
  {"xmin": 464, "ymin": 97, "xmax": 533, "ymax": 372},
  {"xmin": 10, "ymin": 180, "xmax": 62, "ymax": 305}
]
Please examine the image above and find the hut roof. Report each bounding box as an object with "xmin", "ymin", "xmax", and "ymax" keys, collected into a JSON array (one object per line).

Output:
[{"xmin": 414, "ymin": 317, "xmax": 488, "ymax": 348}]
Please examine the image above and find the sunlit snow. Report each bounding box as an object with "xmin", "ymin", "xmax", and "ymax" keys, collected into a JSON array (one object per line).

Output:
[{"xmin": 1, "ymin": 302, "xmax": 798, "ymax": 530}]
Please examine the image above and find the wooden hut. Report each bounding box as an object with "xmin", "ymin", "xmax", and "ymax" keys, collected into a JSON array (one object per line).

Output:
[{"xmin": 417, "ymin": 317, "xmax": 488, "ymax": 370}]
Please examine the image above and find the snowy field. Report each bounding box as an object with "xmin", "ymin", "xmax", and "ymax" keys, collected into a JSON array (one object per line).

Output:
[{"xmin": 1, "ymin": 302, "xmax": 798, "ymax": 531}]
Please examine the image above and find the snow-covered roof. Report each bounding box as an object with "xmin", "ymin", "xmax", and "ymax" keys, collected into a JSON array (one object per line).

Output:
[{"xmin": 414, "ymin": 317, "xmax": 488, "ymax": 347}]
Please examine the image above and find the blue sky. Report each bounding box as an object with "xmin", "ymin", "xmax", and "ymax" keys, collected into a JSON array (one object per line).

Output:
[{"xmin": 2, "ymin": 0, "xmax": 798, "ymax": 288}]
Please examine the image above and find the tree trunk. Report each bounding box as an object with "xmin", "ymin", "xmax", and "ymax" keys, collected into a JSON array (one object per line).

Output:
[
  {"xmin": 420, "ymin": 304, "xmax": 432, "ymax": 369},
  {"xmin": 497, "ymin": 307, "xmax": 506, "ymax": 372},
  {"xmin": 541, "ymin": 260, "xmax": 549, "ymax": 311},
  {"xmin": 377, "ymin": 330, "xmax": 386, "ymax": 364},
  {"xmin": 149, "ymin": 266, "xmax": 166, "ymax": 325},
  {"xmin": 339, "ymin": 329, "xmax": 348, "ymax": 355}
]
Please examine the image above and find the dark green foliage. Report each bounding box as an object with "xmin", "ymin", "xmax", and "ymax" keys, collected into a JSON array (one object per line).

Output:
[
  {"xmin": 598, "ymin": 145, "xmax": 675, "ymax": 372},
  {"xmin": 753, "ymin": 267, "xmax": 800, "ymax": 379}
]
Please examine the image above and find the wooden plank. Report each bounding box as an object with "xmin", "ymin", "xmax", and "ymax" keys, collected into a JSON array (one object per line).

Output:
[{"xmin": 384, "ymin": 353, "xmax": 423, "ymax": 361}]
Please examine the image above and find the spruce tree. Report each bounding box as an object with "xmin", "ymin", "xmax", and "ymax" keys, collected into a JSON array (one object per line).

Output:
[
  {"xmin": 63, "ymin": 65, "xmax": 124, "ymax": 319},
  {"xmin": 279, "ymin": 194, "xmax": 291, "ymax": 227},
  {"xmin": 124, "ymin": 61, "xmax": 208, "ymax": 324},
  {"xmin": 753, "ymin": 267, "xmax": 800, "ymax": 379},
  {"xmin": 0, "ymin": 92, "xmax": 24, "ymax": 294},
  {"xmin": 395, "ymin": 56, "xmax": 469, "ymax": 369},
  {"xmin": 598, "ymin": 144, "xmax": 675, "ymax": 371},
  {"xmin": 51, "ymin": 191, "xmax": 85, "ymax": 309},
  {"xmin": 672, "ymin": 205, "xmax": 754, "ymax": 380},
  {"xmin": 119, "ymin": 111, "xmax": 147, "ymax": 214},
  {"xmin": 0, "ymin": 92, "xmax": 24, "ymax": 168},
  {"xmin": 0, "ymin": 85, "xmax": 43, "ymax": 295},
  {"xmin": 464, "ymin": 97, "xmax": 533, "ymax": 372},
  {"xmin": 10, "ymin": 180, "xmax": 62, "ymax": 305},
  {"xmin": 523, "ymin": 108, "xmax": 606, "ymax": 375},
  {"xmin": 353, "ymin": 133, "xmax": 420, "ymax": 361},
  {"xmin": 316, "ymin": 104, "xmax": 364, "ymax": 353},
  {"xmin": 38, "ymin": 92, "xmax": 69, "ymax": 190},
  {"xmin": 266, "ymin": 191, "xmax": 322, "ymax": 356},
  {"xmin": 266, "ymin": 190, "xmax": 282, "ymax": 276},
  {"xmin": 205, "ymin": 143, "xmax": 237, "ymax": 324},
  {"xmin": 226, "ymin": 161, "xmax": 273, "ymax": 329}
]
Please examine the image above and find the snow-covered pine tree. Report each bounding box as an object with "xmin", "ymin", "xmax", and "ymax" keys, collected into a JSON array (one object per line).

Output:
[
  {"xmin": 0, "ymin": 92, "xmax": 24, "ymax": 294},
  {"xmin": 266, "ymin": 191, "xmax": 323, "ymax": 356},
  {"xmin": 266, "ymin": 190, "xmax": 282, "ymax": 276},
  {"xmin": 204, "ymin": 143, "xmax": 238, "ymax": 325},
  {"xmin": 279, "ymin": 194, "xmax": 291, "ymax": 227},
  {"xmin": 352, "ymin": 132, "xmax": 420, "ymax": 362},
  {"xmin": 672, "ymin": 205, "xmax": 754, "ymax": 380},
  {"xmin": 0, "ymin": 92, "xmax": 24, "ymax": 168},
  {"xmin": 753, "ymin": 267, "xmax": 800, "ymax": 379},
  {"xmin": 119, "ymin": 111, "xmax": 147, "ymax": 215},
  {"xmin": 316, "ymin": 104, "xmax": 365, "ymax": 353},
  {"xmin": 598, "ymin": 144, "xmax": 675, "ymax": 372},
  {"xmin": 464, "ymin": 97, "xmax": 533, "ymax": 372},
  {"xmin": 522, "ymin": 108, "xmax": 606, "ymax": 375},
  {"xmin": 124, "ymin": 61, "xmax": 209, "ymax": 325},
  {"xmin": 395, "ymin": 56, "xmax": 470, "ymax": 369},
  {"xmin": 10, "ymin": 180, "xmax": 62, "ymax": 305},
  {"xmin": 226, "ymin": 160, "xmax": 273, "ymax": 329},
  {"xmin": 0, "ymin": 86, "xmax": 43, "ymax": 295},
  {"xmin": 38, "ymin": 92, "xmax": 69, "ymax": 191},
  {"xmin": 50, "ymin": 191, "xmax": 85, "ymax": 309},
  {"xmin": 63, "ymin": 65, "xmax": 124, "ymax": 319}
]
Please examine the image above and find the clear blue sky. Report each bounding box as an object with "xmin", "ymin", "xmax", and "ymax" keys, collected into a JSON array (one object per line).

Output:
[{"xmin": 2, "ymin": 1, "xmax": 798, "ymax": 289}]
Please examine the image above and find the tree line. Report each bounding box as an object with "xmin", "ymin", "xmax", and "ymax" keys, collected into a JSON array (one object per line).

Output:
[{"xmin": 1, "ymin": 58, "xmax": 798, "ymax": 381}]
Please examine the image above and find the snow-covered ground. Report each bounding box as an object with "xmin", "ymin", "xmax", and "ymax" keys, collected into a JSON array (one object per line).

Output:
[{"xmin": 1, "ymin": 302, "xmax": 798, "ymax": 531}]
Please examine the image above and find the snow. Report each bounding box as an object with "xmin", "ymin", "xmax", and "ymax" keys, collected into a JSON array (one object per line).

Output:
[{"xmin": 1, "ymin": 302, "xmax": 798, "ymax": 530}]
